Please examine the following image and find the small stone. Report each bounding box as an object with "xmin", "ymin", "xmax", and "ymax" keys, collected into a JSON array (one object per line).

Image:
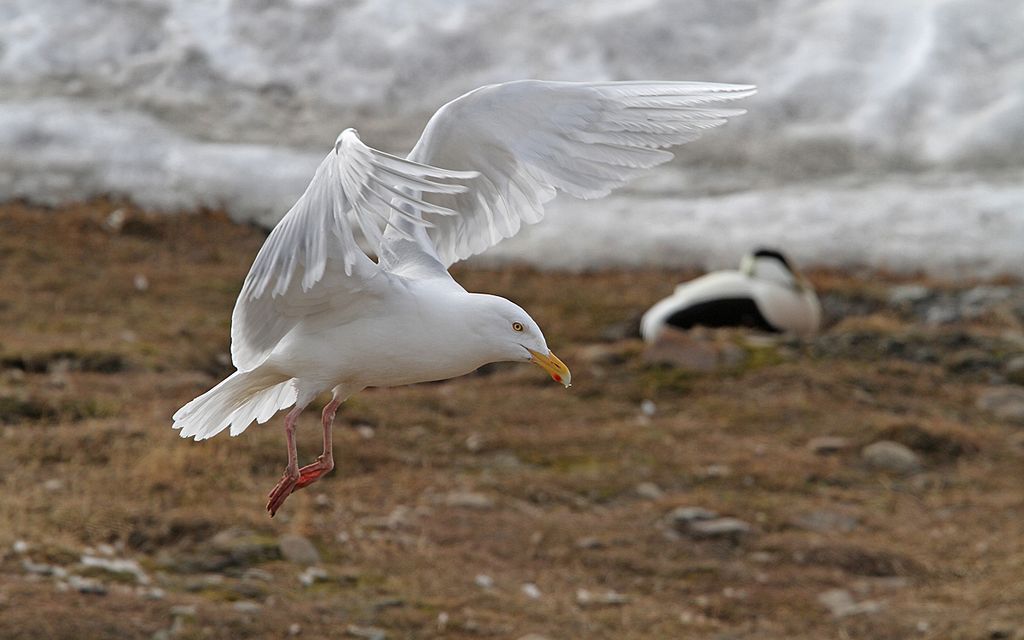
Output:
[
  {"xmin": 474, "ymin": 574, "xmax": 494, "ymax": 589},
  {"xmin": 12, "ymin": 540, "xmax": 29, "ymax": 554},
  {"xmin": 888, "ymin": 285, "xmax": 932, "ymax": 306},
  {"xmin": 516, "ymin": 635, "xmax": 552, "ymax": 640},
  {"xmin": 925, "ymin": 303, "xmax": 959, "ymax": 326},
  {"xmin": 233, "ymin": 601, "xmax": 261, "ymax": 614},
  {"xmin": 807, "ymin": 436, "xmax": 851, "ymax": 455},
  {"xmin": 818, "ymin": 588, "xmax": 882, "ymax": 617},
  {"xmin": 444, "ymin": 491, "xmax": 494, "ymax": 510},
  {"xmin": 577, "ymin": 342, "xmax": 631, "ymax": 365},
  {"xmin": 687, "ymin": 518, "xmax": 752, "ymax": 542},
  {"xmin": 862, "ymin": 441, "xmax": 922, "ymax": 474},
  {"xmin": 575, "ymin": 536, "xmax": 605, "ymax": 549},
  {"xmin": 1005, "ymin": 356, "xmax": 1024, "ymax": 385},
  {"xmin": 356, "ymin": 424, "xmax": 375, "ymax": 439},
  {"xmin": 635, "ymin": 482, "xmax": 663, "ymax": 500},
  {"xmin": 521, "ymin": 583, "xmax": 542, "ymax": 599},
  {"xmin": 643, "ymin": 329, "xmax": 720, "ymax": 371},
  {"xmin": 666, "ymin": 506, "xmax": 718, "ymax": 530},
  {"xmin": 133, "ymin": 274, "xmax": 150, "ymax": 292},
  {"xmin": 22, "ymin": 560, "xmax": 66, "ymax": 578},
  {"xmin": 792, "ymin": 510, "xmax": 859, "ymax": 533},
  {"xmin": 575, "ymin": 588, "xmax": 629, "ymax": 606},
  {"xmin": 170, "ymin": 605, "xmax": 197, "ymax": 618},
  {"xmin": 298, "ymin": 566, "xmax": 329, "ymax": 587},
  {"xmin": 241, "ymin": 568, "xmax": 274, "ymax": 582},
  {"xmin": 640, "ymin": 399, "xmax": 657, "ymax": 416},
  {"xmin": 67, "ymin": 575, "xmax": 107, "ymax": 595},
  {"xmin": 278, "ymin": 534, "xmax": 320, "ymax": 566},
  {"xmin": 104, "ymin": 208, "xmax": 127, "ymax": 232},
  {"xmin": 960, "ymin": 286, "xmax": 1012, "ymax": 317},
  {"xmin": 977, "ymin": 387, "xmax": 1024, "ymax": 423},
  {"xmin": 288, "ymin": 623, "xmax": 302, "ymax": 636},
  {"xmin": 701, "ymin": 464, "xmax": 731, "ymax": 478},
  {"xmin": 81, "ymin": 555, "xmax": 149, "ymax": 584},
  {"xmin": 465, "ymin": 432, "xmax": 484, "ymax": 452},
  {"xmin": 346, "ymin": 625, "xmax": 387, "ymax": 640}
]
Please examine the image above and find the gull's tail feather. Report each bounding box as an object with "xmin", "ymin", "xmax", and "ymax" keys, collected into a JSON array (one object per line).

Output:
[{"xmin": 173, "ymin": 370, "xmax": 296, "ymax": 441}]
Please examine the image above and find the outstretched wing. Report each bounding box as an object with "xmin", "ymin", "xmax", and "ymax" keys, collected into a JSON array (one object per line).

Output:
[
  {"xmin": 230, "ymin": 129, "xmax": 476, "ymax": 371},
  {"xmin": 386, "ymin": 80, "xmax": 754, "ymax": 268}
]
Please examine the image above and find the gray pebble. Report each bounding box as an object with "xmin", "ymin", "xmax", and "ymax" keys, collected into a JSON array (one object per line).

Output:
[
  {"xmin": 687, "ymin": 518, "xmax": 752, "ymax": 542},
  {"xmin": 977, "ymin": 387, "xmax": 1024, "ymax": 423},
  {"xmin": 278, "ymin": 534, "xmax": 320, "ymax": 566},
  {"xmin": 862, "ymin": 441, "xmax": 922, "ymax": 474}
]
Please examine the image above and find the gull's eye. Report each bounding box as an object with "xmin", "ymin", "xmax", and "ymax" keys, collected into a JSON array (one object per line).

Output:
[{"xmin": 512, "ymin": 321, "xmax": 525, "ymax": 332}]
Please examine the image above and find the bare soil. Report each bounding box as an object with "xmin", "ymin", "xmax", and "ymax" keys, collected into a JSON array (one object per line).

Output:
[{"xmin": 1, "ymin": 201, "xmax": 1023, "ymax": 639}]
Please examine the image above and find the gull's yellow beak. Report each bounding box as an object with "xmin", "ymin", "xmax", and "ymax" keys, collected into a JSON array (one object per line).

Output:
[{"xmin": 528, "ymin": 349, "xmax": 572, "ymax": 388}]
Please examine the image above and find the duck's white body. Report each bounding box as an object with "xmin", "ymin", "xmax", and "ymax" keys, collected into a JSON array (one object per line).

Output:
[{"xmin": 641, "ymin": 250, "xmax": 821, "ymax": 341}]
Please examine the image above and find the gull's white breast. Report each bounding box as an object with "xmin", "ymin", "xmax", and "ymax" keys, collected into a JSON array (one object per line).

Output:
[{"xmin": 265, "ymin": 279, "xmax": 493, "ymax": 389}]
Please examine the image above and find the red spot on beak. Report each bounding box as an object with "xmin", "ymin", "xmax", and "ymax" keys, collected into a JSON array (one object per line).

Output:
[{"xmin": 552, "ymin": 374, "xmax": 562, "ymax": 383}]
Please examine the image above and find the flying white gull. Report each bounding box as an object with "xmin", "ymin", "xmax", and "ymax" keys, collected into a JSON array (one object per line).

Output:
[{"xmin": 172, "ymin": 79, "xmax": 755, "ymax": 515}]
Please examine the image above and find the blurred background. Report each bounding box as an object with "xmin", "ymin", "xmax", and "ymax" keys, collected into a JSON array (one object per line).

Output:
[
  {"xmin": 1, "ymin": 1, "xmax": 1023, "ymax": 639},
  {"xmin": 2, "ymin": 0, "xmax": 1022, "ymax": 276}
]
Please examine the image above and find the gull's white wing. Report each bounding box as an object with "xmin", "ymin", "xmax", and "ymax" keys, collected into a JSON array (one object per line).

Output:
[
  {"xmin": 231, "ymin": 129, "xmax": 476, "ymax": 371},
  {"xmin": 382, "ymin": 80, "xmax": 754, "ymax": 268}
]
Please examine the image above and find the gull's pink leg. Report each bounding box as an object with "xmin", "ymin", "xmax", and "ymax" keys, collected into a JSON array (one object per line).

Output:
[
  {"xmin": 266, "ymin": 405, "xmax": 304, "ymax": 517},
  {"xmin": 293, "ymin": 397, "xmax": 340, "ymax": 490}
]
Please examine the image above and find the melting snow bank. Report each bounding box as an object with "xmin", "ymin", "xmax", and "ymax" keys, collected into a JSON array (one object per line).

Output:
[
  {"xmin": 479, "ymin": 171, "xmax": 1024, "ymax": 279},
  {"xmin": 0, "ymin": 100, "xmax": 319, "ymax": 223},
  {"xmin": 1, "ymin": 100, "xmax": 1020, "ymax": 278}
]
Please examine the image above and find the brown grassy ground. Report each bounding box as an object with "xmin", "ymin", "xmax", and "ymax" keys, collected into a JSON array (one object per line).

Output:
[{"xmin": 0, "ymin": 200, "xmax": 1023, "ymax": 639}]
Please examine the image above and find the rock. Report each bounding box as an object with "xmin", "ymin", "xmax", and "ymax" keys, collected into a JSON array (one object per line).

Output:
[
  {"xmin": 635, "ymin": 482, "xmax": 663, "ymax": 500},
  {"xmin": 639, "ymin": 399, "xmax": 657, "ymax": 416},
  {"xmin": 444, "ymin": 491, "xmax": 494, "ymax": 510},
  {"xmin": 977, "ymin": 387, "xmax": 1024, "ymax": 423},
  {"xmin": 80, "ymin": 555, "xmax": 149, "ymax": 584},
  {"xmin": 474, "ymin": 574, "xmax": 494, "ymax": 589},
  {"xmin": 818, "ymin": 588, "xmax": 882, "ymax": 617},
  {"xmin": 792, "ymin": 510, "xmax": 859, "ymax": 533},
  {"xmin": 575, "ymin": 536, "xmax": 605, "ymax": 550},
  {"xmin": 169, "ymin": 528, "xmax": 281, "ymax": 572},
  {"xmin": 66, "ymin": 575, "xmax": 107, "ymax": 595},
  {"xmin": 298, "ymin": 566, "xmax": 329, "ymax": 587},
  {"xmin": 687, "ymin": 518, "xmax": 752, "ymax": 542},
  {"xmin": 346, "ymin": 625, "xmax": 387, "ymax": 640},
  {"xmin": 1005, "ymin": 356, "xmax": 1024, "ymax": 385},
  {"xmin": 278, "ymin": 534, "xmax": 320, "ymax": 566},
  {"xmin": 643, "ymin": 329, "xmax": 720, "ymax": 371},
  {"xmin": 170, "ymin": 605, "xmax": 197, "ymax": 618},
  {"xmin": 861, "ymin": 441, "xmax": 922, "ymax": 474},
  {"xmin": 22, "ymin": 560, "xmax": 67, "ymax": 578},
  {"xmin": 577, "ymin": 342, "xmax": 632, "ymax": 366},
  {"xmin": 666, "ymin": 506, "xmax": 718, "ymax": 531},
  {"xmin": 960, "ymin": 285, "xmax": 1012, "ymax": 318},
  {"xmin": 521, "ymin": 583, "xmax": 542, "ymax": 599},
  {"xmin": 807, "ymin": 436, "xmax": 851, "ymax": 455},
  {"xmin": 944, "ymin": 348, "xmax": 997, "ymax": 374},
  {"xmin": 233, "ymin": 601, "xmax": 262, "ymax": 614},
  {"xmin": 888, "ymin": 284, "xmax": 932, "ymax": 306},
  {"xmin": 575, "ymin": 588, "xmax": 629, "ymax": 607},
  {"xmin": 12, "ymin": 540, "xmax": 29, "ymax": 554},
  {"xmin": 925, "ymin": 302, "xmax": 959, "ymax": 326}
]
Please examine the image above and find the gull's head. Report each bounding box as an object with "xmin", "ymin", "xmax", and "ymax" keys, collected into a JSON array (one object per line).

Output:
[{"xmin": 470, "ymin": 295, "xmax": 571, "ymax": 388}]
